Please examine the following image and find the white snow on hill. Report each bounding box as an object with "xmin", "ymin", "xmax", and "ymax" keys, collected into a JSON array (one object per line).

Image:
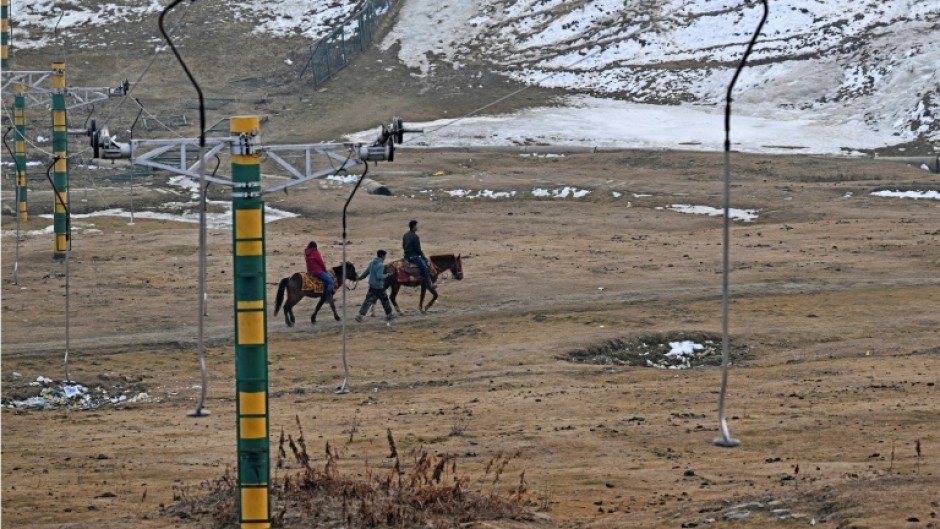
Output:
[
  {"xmin": 7, "ymin": 0, "xmax": 939, "ymax": 153},
  {"xmin": 383, "ymin": 0, "xmax": 940, "ymax": 150}
]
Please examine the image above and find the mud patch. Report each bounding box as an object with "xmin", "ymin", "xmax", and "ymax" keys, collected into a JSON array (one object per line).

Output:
[{"xmin": 564, "ymin": 331, "xmax": 748, "ymax": 369}]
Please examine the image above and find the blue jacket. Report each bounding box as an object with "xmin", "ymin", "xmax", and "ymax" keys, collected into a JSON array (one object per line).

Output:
[{"xmin": 358, "ymin": 257, "xmax": 386, "ymax": 289}]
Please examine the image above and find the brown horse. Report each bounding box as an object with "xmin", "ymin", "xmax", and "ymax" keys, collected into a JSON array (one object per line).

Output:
[
  {"xmin": 384, "ymin": 254, "xmax": 463, "ymax": 314},
  {"xmin": 273, "ymin": 262, "xmax": 357, "ymax": 327}
]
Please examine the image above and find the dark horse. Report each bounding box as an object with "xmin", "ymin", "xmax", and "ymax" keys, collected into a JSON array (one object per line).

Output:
[
  {"xmin": 273, "ymin": 262, "xmax": 357, "ymax": 327},
  {"xmin": 384, "ymin": 254, "xmax": 463, "ymax": 314}
]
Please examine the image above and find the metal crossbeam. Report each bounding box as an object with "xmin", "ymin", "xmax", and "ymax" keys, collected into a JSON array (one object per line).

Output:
[
  {"xmin": 129, "ymin": 138, "xmax": 230, "ymax": 185},
  {"xmin": 1, "ymin": 70, "xmax": 52, "ymax": 91},
  {"xmin": 262, "ymin": 143, "xmax": 363, "ymax": 193},
  {"xmin": 88, "ymin": 117, "xmax": 412, "ymax": 193},
  {"xmin": 1, "ymin": 70, "xmax": 128, "ymax": 108}
]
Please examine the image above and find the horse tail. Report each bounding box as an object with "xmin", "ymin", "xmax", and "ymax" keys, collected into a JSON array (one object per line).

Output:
[{"xmin": 274, "ymin": 277, "xmax": 289, "ymax": 315}]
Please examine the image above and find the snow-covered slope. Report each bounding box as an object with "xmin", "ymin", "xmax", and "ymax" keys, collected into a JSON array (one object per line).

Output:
[
  {"xmin": 8, "ymin": 0, "xmax": 939, "ymax": 152},
  {"xmin": 383, "ymin": 0, "xmax": 939, "ymax": 148}
]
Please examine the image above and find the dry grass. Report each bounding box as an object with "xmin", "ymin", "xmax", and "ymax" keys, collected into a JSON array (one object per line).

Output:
[{"xmin": 165, "ymin": 417, "xmax": 532, "ymax": 528}]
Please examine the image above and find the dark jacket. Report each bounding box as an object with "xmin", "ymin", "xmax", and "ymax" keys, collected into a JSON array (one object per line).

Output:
[{"xmin": 402, "ymin": 230, "xmax": 423, "ymax": 259}]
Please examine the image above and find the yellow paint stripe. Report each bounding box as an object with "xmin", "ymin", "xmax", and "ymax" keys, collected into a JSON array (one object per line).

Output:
[
  {"xmin": 54, "ymin": 113, "xmax": 67, "ymax": 127},
  {"xmin": 235, "ymin": 209, "xmax": 262, "ymax": 239},
  {"xmin": 240, "ymin": 487, "xmax": 269, "ymax": 521},
  {"xmin": 239, "ymin": 391, "xmax": 266, "ymax": 415},
  {"xmin": 236, "ymin": 241, "xmax": 263, "ymax": 256},
  {"xmin": 56, "ymin": 234, "xmax": 67, "ymax": 251},
  {"xmin": 237, "ymin": 300, "xmax": 264, "ymax": 310},
  {"xmin": 232, "ymin": 154, "xmax": 260, "ymax": 165},
  {"xmin": 231, "ymin": 116, "xmax": 259, "ymax": 134},
  {"xmin": 237, "ymin": 312, "xmax": 265, "ymax": 345},
  {"xmin": 55, "ymin": 158, "xmax": 67, "ymax": 172},
  {"xmin": 241, "ymin": 523, "xmax": 271, "ymax": 529},
  {"xmin": 239, "ymin": 417, "xmax": 266, "ymax": 439}
]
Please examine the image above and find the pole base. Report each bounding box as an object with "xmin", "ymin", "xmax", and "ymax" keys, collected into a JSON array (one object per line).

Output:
[
  {"xmin": 335, "ymin": 386, "xmax": 350, "ymax": 395},
  {"xmin": 187, "ymin": 409, "xmax": 211, "ymax": 417},
  {"xmin": 713, "ymin": 436, "xmax": 741, "ymax": 448}
]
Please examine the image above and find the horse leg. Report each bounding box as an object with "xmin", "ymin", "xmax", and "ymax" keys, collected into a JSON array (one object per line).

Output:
[
  {"xmin": 284, "ymin": 301, "xmax": 295, "ymax": 327},
  {"xmin": 391, "ymin": 284, "xmax": 404, "ymax": 315},
  {"xmin": 311, "ymin": 296, "xmax": 324, "ymax": 324},
  {"xmin": 419, "ymin": 286, "xmax": 427, "ymax": 313},
  {"xmin": 424, "ymin": 287, "xmax": 439, "ymax": 311},
  {"xmin": 330, "ymin": 299, "xmax": 341, "ymax": 321}
]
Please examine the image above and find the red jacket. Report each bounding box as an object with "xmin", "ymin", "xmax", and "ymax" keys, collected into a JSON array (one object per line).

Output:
[{"xmin": 305, "ymin": 247, "xmax": 328, "ymax": 275}]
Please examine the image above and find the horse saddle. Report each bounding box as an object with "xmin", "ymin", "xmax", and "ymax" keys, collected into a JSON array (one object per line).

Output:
[
  {"xmin": 390, "ymin": 260, "xmax": 420, "ymax": 283},
  {"xmin": 301, "ymin": 270, "xmax": 338, "ymax": 294}
]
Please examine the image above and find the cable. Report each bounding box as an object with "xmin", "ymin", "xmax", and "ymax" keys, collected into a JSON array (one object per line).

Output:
[
  {"xmin": 336, "ymin": 160, "xmax": 369, "ymax": 395},
  {"xmin": 3, "ymin": 126, "xmax": 24, "ymax": 285},
  {"xmin": 96, "ymin": 1, "xmax": 196, "ymax": 132},
  {"xmin": 41, "ymin": 157, "xmax": 74, "ymax": 382},
  {"xmin": 406, "ymin": 42, "xmax": 607, "ymax": 143},
  {"xmin": 159, "ymin": 0, "xmax": 211, "ymax": 417},
  {"xmin": 715, "ymin": 0, "xmax": 768, "ymax": 449},
  {"xmin": 159, "ymin": 1, "xmax": 205, "ymax": 148}
]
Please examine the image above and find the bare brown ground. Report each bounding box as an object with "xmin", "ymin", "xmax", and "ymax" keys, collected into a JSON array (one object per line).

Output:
[{"xmin": 2, "ymin": 148, "xmax": 940, "ymax": 529}]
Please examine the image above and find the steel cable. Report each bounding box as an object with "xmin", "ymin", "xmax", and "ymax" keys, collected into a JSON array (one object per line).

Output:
[
  {"xmin": 715, "ymin": 0, "xmax": 768, "ymax": 448},
  {"xmin": 160, "ymin": 0, "xmax": 210, "ymax": 417}
]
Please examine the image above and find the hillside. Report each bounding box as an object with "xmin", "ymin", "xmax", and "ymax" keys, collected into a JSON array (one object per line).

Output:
[{"xmin": 4, "ymin": 0, "xmax": 939, "ymax": 154}]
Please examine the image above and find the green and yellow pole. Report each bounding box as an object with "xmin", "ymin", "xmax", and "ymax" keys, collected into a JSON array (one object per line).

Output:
[
  {"xmin": 1, "ymin": 0, "xmax": 9, "ymax": 68},
  {"xmin": 14, "ymin": 83, "xmax": 27, "ymax": 221},
  {"xmin": 230, "ymin": 116, "xmax": 270, "ymax": 529},
  {"xmin": 51, "ymin": 61, "xmax": 69, "ymax": 260}
]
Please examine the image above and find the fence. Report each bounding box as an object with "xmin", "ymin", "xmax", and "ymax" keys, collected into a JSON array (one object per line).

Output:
[{"xmin": 307, "ymin": 0, "xmax": 396, "ymax": 87}]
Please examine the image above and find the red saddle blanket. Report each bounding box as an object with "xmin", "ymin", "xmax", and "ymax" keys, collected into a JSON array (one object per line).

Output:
[
  {"xmin": 389, "ymin": 260, "xmax": 436, "ymax": 283},
  {"xmin": 389, "ymin": 260, "xmax": 417, "ymax": 282},
  {"xmin": 301, "ymin": 270, "xmax": 338, "ymax": 294}
]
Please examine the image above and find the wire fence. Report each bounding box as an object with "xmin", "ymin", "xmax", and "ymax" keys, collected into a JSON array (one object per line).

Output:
[{"xmin": 307, "ymin": 0, "xmax": 396, "ymax": 87}]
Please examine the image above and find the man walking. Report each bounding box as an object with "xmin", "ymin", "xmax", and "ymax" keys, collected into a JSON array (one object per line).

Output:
[{"xmin": 355, "ymin": 249, "xmax": 394, "ymax": 322}]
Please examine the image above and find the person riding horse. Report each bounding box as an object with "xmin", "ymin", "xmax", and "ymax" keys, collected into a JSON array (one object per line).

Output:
[
  {"xmin": 402, "ymin": 220, "xmax": 436, "ymax": 296},
  {"xmin": 304, "ymin": 241, "xmax": 333, "ymax": 302}
]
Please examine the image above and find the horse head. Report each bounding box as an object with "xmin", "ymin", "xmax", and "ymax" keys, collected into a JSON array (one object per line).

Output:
[
  {"xmin": 334, "ymin": 261, "xmax": 357, "ymax": 283},
  {"xmin": 452, "ymin": 254, "xmax": 464, "ymax": 280},
  {"xmin": 343, "ymin": 261, "xmax": 357, "ymax": 282}
]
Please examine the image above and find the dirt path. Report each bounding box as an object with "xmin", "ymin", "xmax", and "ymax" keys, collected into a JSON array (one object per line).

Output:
[{"xmin": 6, "ymin": 276, "xmax": 940, "ymax": 357}]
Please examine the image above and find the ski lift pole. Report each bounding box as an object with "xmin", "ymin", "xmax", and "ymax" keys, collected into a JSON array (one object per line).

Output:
[
  {"xmin": 12, "ymin": 85, "xmax": 27, "ymax": 284},
  {"xmin": 51, "ymin": 61, "xmax": 69, "ymax": 261},
  {"xmin": 230, "ymin": 116, "xmax": 271, "ymax": 529},
  {"xmin": 1, "ymin": 0, "xmax": 9, "ymax": 69},
  {"xmin": 14, "ymin": 84, "xmax": 27, "ymax": 223}
]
